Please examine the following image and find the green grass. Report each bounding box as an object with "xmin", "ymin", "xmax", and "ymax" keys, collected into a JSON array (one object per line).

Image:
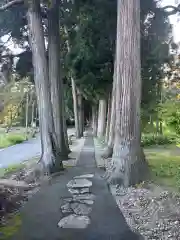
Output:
[
  {"xmin": 0, "ymin": 213, "xmax": 22, "ymax": 240},
  {"xmin": 141, "ymin": 133, "xmax": 177, "ymax": 147},
  {"xmin": 145, "ymin": 146, "xmax": 180, "ymax": 190},
  {"xmin": 0, "ymin": 133, "xmax": 26, "ymax": 148},
  {"xmin": 0, "ymin": 163, "xmax": 26, "ymax": 178}
]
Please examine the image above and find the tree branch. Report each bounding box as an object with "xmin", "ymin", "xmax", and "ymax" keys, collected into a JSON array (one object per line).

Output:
[
  {"xmin": 0, "ymin": 0, "xmax": 23, "ymax": 11},
  {"xmin": 0, "ymin": 35, "xmax": 11, "ymax": 47},
  {"xmin": 162, "ymin": 5, "xmax": 180, "ymax": 16}
]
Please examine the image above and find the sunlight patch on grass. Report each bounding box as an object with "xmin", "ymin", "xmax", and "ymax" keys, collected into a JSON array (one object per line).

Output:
[
  {"xmin": 0, "ymin": 163, "xmax": 25, "ymax": 178},
  {"xmin": 145, "ymin": 147, "xmax": 180, "ymax": 190},
  {"xmin": 0, "ymin": 157, "xmax": 40, "ymax": 178},
  {"xmin": 0, "ymin": 133, "xmax": 26, "ymax": 149},
  {"xmin": 0, "ymin": 214, "xmax": 22, "ymax": 240}
]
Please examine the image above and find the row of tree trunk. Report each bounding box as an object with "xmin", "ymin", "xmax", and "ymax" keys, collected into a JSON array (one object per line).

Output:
[
  {"xmin": 26, "ymin": 0, "xmax": 69, "ymax": 173},
  {"xmin": 1, "ymin": 0, "xmax": 85, "ymax": 175},
  {"xmin": 92, "ymin": 0, "xmax": 149, "ymax": 187}
]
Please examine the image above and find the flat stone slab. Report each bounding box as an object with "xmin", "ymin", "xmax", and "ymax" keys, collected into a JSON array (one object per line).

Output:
[
  {"xmin": 73, "ymin": 193, "xmax": 96, "ymax": 201},
  {"xmin": 74, "ymin": 174, "xmax": 94, "ymax": 179},
  {"xmin": 63, "ymin": 197, "xmax": 73, "ymax": 203},
  {"xmin": 67, "ymin": 179, "xmax": 92, "ymax": 189},
  {"xmin": 68, "ymin": 188, "xmax": 79, "ymax": 195},
  {"xmin": 61, "ymin": 203, "xmax": 72, "ymax": 214},
  {"xmin": 79, "ymin": 188, "xmax": 90, "ymax": 194},
  {"xmin": 68, "ymin": 187, "xmax": 90, "ymax": 195},
  {"xmin": 71, "ymin": 202, "xmax": 92, "ymax": 215},
  {"xmin": 78, "ymin": 199, "xmax": 94, "ymax": 205},
  {"xmin": 58, "ymin": 214, "xmax": 90, "ymax": 229}
]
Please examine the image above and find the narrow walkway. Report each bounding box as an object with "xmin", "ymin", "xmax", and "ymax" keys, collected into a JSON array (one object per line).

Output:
[
  {"xmin": 0, "ymin": 128, "xmax": 75, "ymax": 168},
  {"xmin": 12, "ymin": 134, "xmax": 142, "ymax": 240}
]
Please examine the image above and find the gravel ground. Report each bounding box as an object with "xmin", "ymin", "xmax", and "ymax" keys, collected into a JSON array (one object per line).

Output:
[
  {"xmin": 94, "ymin": 138, "xmax": 180, "ymax": 240},
  {"xmin": 111, "ymin": 185, "xmax": 180, "ymax": 240}
]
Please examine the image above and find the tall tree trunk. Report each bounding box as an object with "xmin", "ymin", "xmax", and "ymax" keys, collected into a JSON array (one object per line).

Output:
[
  {"xmin": 26, "ymin": 0, "xmax": 58, "ymax": 172},
  {"xmin": 107, "ymin": 71, "xmax": 117, "ymax": 150},
  {"xmin": 77, "ymin": 88, "xmax": 84, "ymax": 137},
  {"xmin": 31, "ymin": 101, "xmax": 35, "ymax": 126},
  {"xmin": 101, "ymin": 62, "xmax": 117, "ymax": 159},
  {"xmin": 71, "ymin": 77, "xmax": 81, "ymax": 138},
  {"xmin": 48, "ymin": 0, "xmax": 68, "ymax": 163},
  {"xmin": 159, "ymin": 121, "xmax": 163, "ymax": 135},
  {"xmin": 92, "ymin": 105, "xmax": 98, "ymax": 136},
  {"xmin": 64, "ymin": 26, "xmax": 81, "ymax": 139},
  {"xmin": 35, "ymin": 105, "xmax": 38, "ymax": 127},
  {"xmin": 105, "ymin": 92, "xmax": 112, "ymax": 143},
  {"xmin": 62, "ymin": 91, "xmax": 71, "ymax": 153},
  {"xmin": 97, "ymin": 99, "xmax": 107, "ymax": 138},
  {"xmin": 156, "ymin": 117, "xmax": 159, "ymax": 135},
  {"xmin": 25, "ymin": 91, "xmax": 29, "ymax": 139},
  {"xmin": 149, "ymin": 115, "xmax": 153, "ymax": 129},
  {"xmin": 107, "ymin": 0, "xmax": 148, "ymax": 187}
]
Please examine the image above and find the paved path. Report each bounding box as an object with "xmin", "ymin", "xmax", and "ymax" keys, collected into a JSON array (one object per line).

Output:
[
  {"xmin": 12, "ymin": 134, "xmax": 142, "ymax": 240},
  {"xmin": 0, "ymin": 128, "xmax": 75, "ymax": 168}
]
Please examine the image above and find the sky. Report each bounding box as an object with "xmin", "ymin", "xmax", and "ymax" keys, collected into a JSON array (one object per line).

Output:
[
  {"xmin": 161, "ymin": 0, "xmax": 180, "ymax": 43},
  {"xmin": 1, "ymin": 0, "xmax": 180, "ymax": 54}
]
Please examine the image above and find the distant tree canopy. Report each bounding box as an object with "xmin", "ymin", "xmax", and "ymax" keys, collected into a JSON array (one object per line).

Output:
[{"xmin": 0, "ymin": 0, "xmax": 173, "ymax": 113}]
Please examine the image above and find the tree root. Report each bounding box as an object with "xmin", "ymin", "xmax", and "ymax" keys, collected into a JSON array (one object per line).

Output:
[{"xmin": 101, "ymin": 146, "xmax": 113, "ymax": 159}]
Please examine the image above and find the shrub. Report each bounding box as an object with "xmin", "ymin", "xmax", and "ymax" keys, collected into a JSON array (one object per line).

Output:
[
  {"xmin": 141, "ymin": 133, "xmax": 176, "ymax": 147},
  {"xmin": 159, "ymin": 100, "xmax": 180, "ymax": 135},
  {"xmin": 7, "ymin": 134, "xmax": 25, "ymax": 145}
]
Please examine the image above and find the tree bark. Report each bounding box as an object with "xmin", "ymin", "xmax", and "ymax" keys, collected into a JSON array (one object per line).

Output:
[
  {"xmin": 48, "ymin": 0, "xmax": 69, "ymax": 163},
  {"xmin": 97, "ymin": 99, "xmax": 107, "ymax": 138},
  {"xmin": 92, "ymin": 105, "xmax": 98, "ymax": 137},
  {"xmin": 102, "ymin": 65, "xmax": 117, "ymax": 159},
  {"xmin": 64, "ymin": 26, "xmax": 81, "ymax": 139},
  {"xmin": 62, "ymin": 90, "xmax": 71, "ymax": 154},
  {"xmin": 35, "ymin": 105, "xmax": 38, "ymax": 127},
  {"xmin": 102, "ymin": 53, "xmax": 117, "ymax": 159},
  {"xmin": 31, "ymin": 101, "xmax": 35, "ymax": 126},
  {"xmin": 156, "ymin": 117, "xmax": 159, "ymax": 134},
  {"xmin": 71, "ymin": 77, "xmax": 81, "ymax": 138},
  {"xmin": 107, "ymin": 0, "xmax": 148, "ymax": 187},
  {"xmin": 77, "ymin": 88, "xmax": 84, "ymax": 137},
  {"xmin": 105, "ymin": 92, "xmax": 112, "ymax": 143},
  {"xmin": 26, "ymin": 0, "xmax": 58, "ymax": 173},
  {"xmin": 159, "ymin": 121, "xmax": 163, "ymax": 135},
  {"xmin": 25, "ymin": 91, "xmax": 29, "ymax": 139}
]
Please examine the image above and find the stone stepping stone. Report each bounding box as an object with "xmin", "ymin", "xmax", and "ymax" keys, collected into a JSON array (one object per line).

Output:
[
  {"xmin": 63, "ymin": 197, "xmax": 73, "ymax": 203},
  {"xmin": 67, "ymin": 179, "xmax": 92, "ymax": 189},
  {"xmin": 73, "ymin": 193, "xmax": 96, "ymax": 201},
  {"xmin": 68, "ymin": 188, "xmax": 80, "ymax": 195},
  {"xmin": 79, "ymin": 188, "xmax": 90, "ymax": 194},
  {"xmin": 78, "ymin": 199, "xmax": 94, "ymax": 205},
  {"xmin": 61, "ymin": 203, "xmax": 72, "ymax": 214},
  {"xmin": 71, "ymin": 202, "xmax": 92, "ymax": 215},
  {"xmin": 58, "ymin": 214, "xmax": 90, "ymax": 229},
  {"xmin": 68, "ymin": 187, "xmax": 90, "ymax": 195},
  {"xmin": 74, "ymin": 174, "xmax": 94, "ymax": 179}
]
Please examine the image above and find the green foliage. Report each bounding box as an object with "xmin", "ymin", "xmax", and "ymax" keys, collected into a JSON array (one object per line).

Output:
[
  {"xmin": 159, "ymin": 100, "xmax": 180, "ymax": 134},
  {"xmin": 7, "ymin": 134, "xmax": 26, "ymax": 144},
  {"xmin": 66, "ymin": 0, "xmax": 117, "ymax": 100},
  {"xmin": 146, "ymin": 149, "xmax": 180, "ymax": 190},
  {"xmin": 0, "ymin": 133, "xmax": 25, "ymax": 148},
  {"xmin": 141, "ymin": 1, "xmax": 171, "ymax": 112},
  {"xmin": 141, "ymin": 133, "xmax": 176, "ymax": 147},
  {"xmin": 0, "ymin": 213, "xmax": 22, "ymax": 240}
]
